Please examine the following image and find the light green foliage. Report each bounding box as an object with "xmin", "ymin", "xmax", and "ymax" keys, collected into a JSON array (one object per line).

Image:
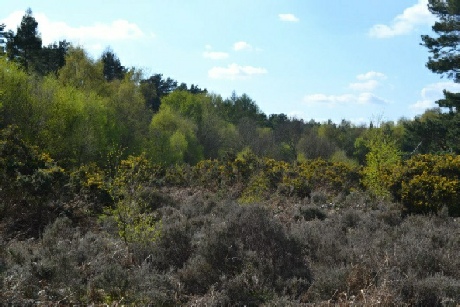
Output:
[
  {"xmin": 169, "ymin": 130, "xmax": 188, "ymax": 162},
  {"xmin": 361, "ymin": 128, "xmax": 401, "ymax": 197},
  {"xmin": 0, "ymin": 56, "xmax": 111, "ymax": 166},
  {"xmin": 37, "ymin": 77, "xmax": 109, "ymax": 166},
  {"xmin": 106, "ymin": 70, "xmax": 152, "ymax": 154},
  {"xmin": 58, "ymin": 47, "xmax": 107, "ymax": 96},
  {"xmin": 161, "ymin": 91, "xmax": 239, "ymax": 159},
  {"xmin": 161, "ymin": 90, "xmax": 205, "ymax": 124},
  {"xmin": 108, "ymin": 155, "xmax": 161, "ymax": 244},
  {"xmin": 148, "ymin": 106, "xmax": 203, "ymax": 165},
  {"xmin": 0, "ymin": 57, "xmax": 32, "ymax": 130},
  {"xmin": 330, "ymin": 149, "xmax": 358, "ymax": 167}
]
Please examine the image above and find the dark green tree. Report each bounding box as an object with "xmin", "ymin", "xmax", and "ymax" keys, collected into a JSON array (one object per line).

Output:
[
  {"xmin": 0, "ymin": 23, "xmax": 6, "ymax": 54},
  {"xmin": 101, "ymin": 48, "xmax": 126, "ymax": 81},
  {"xmin": 36, "ymin": 40, "xmax": 70, "ymax": 76},
  {"xmin": 411, "ymin": 0, "xmax": 460, "ymax": 153},
  {"xmin": 140, "ymin": 74, "xmax": 177, "ymax": 112},
  {"xmin": 6, "ymin": 8, "xmax": 42, "ymax": 71},
  {"xmin": 422, "ymin": 0, "xmax": 460, "ymax": 110},
  {"xmin": 220, "ymin": 92, "xmax": 267, "ymax": 126}
]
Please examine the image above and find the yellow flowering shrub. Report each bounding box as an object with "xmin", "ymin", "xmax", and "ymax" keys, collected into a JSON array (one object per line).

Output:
[{"xmin": 391, "ymin": 154, "xmax": 460, "ymax": 216}]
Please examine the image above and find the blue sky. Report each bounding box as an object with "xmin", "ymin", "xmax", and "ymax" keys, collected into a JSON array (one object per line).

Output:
[{"xmin": 2, "ymin": 0, "xmax": 459, "ymax": 124}]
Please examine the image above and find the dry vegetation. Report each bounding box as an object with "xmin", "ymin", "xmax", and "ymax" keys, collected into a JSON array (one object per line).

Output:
[{"xmin": 2, "ymin": 152, "xmax": 460, "ymax": 305}]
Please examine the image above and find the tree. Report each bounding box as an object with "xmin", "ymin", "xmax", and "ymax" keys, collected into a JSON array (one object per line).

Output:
[
  {"xmin": 140, "ymin": 74, "xmax": 177, "ymax": 112},
  {"xmin": 0, "ymin": 23, "xmax": 6, "ymax": 54},
  {"xmin": 58, "ymin": 47, "xmax": 107, "ymax": 95},
  {"xmin": 415, "ymin": 1, "xmax": 460, "ymax": 153},
  {"xmin": 361, "ymin": 127, "xmax": 401, "ymax": 197},
  {"xmin": 36, "ymin": 40, "xmax": 71, "ymax": 76},
  {"xmin": 147, "ymin": 106, "xmax": 203, "ymax": 165},
  {"xmin": 101, "ymin": 48, "xmax": 126, "ymax": 81},
  {"xmin": 219, "ymin": 92, "xmax": 267, "ymax": 126},
  {"xmin": 422, "ymin": 0, "xmax": 460, "ymax": 109},
  {"xmin": 6, "ymin": 8, "xmax": 42, "ymax": 71}
]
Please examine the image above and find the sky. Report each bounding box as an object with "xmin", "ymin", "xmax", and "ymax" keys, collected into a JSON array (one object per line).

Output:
[{"xmin": 2, "ymin": 0, "xmax": 459, "ymax": 125}]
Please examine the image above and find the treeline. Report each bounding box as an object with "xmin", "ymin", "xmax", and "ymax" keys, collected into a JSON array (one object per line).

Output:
[{"xmin": 2, "ymin": 9, "xmax": 460, "ymax": 172}]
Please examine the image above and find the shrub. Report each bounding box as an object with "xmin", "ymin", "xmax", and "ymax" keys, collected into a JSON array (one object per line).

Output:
[
  {"xmin": 179, "ymin": 203, "xmax": 312, "ymax": 304},
  {"xmin": 106, "ymin": 154, "xmax": 162, "ymax": 245},
  {"xmin": 0, "ymin": 125, "xmax": 69, "ymax": 238},
  {"xmin": 390, "ymin": 154, "xmax": 460, "ymax": 216}
]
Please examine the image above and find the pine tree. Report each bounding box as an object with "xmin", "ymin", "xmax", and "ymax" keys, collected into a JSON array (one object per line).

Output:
[
  {"xmin": 6, "ymin": 8, "xmax": 42, "ymax": 71},
  {"xmin": 422, "ymin": 0, "xmax": 460, "ymax": 110}
]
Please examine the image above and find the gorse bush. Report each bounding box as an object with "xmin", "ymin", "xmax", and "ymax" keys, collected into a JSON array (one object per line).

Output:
[
  {"xmin": 391, "ymin": 154, "xmax": 460, "ymax": 216},
  {"xmin": 0, "ymin": 126, "xmax": 69, "ymax": 238},
  {"xmin": 106, "ymin": 154, "xmax": 162, "ymax": 245},
  {"xmin": 190, "ymin": 154, "xmax": 361, "ymax": 202}
]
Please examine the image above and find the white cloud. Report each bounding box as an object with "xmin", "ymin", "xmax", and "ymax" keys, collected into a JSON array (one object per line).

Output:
[
  {"xmin": 410, "ymin": 82, "xmax": 460, "ymax": 112},
  {"xmin": 357, "ymin": 71, "xmax": 387, "ymax": 81},
  {"xmin": 279, "ymin": 13, "xmax": 299, "ymax": 22},
  {"xmin": 1, "ymin": 10, "xmax": 23, "ymax": 31},
  {"xmin": 208, "ymin": 63, "xmax": 267, "ymax": 80},
  {"xmin": 349, "ymin": 80, "xmax": 379, "ymax": 91},
  {"xmin": 304, "ymin": 92, "xmax": 389, "ymax": 107},
  {"xmin": 369, "ymin": 0, "xmax": 435, "ymax": 38},
  {"xmin": 1, "ymin": 11, "xmax": 148, "ymax": 47},
  {"xmin": 357, "ymin": 92, "xmax": 389, "ymax": 105},
  {"xmin": 203, "ymin": 51, "xmax": 229, "ymax": 60},
  {"xmin": 233, "ymin": 41, "xmax": 252, "ymax": 51},
  {"xmin": 349, "ymin": 71, "xmax": 386, "ymax": 91}
]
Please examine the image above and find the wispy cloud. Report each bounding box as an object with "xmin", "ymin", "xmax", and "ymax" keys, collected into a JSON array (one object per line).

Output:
[
  {"xmin": 349, "ymin": 71, "xmax": 387, "ymax": 91},
  {"xmin": 349, "ymin": 80, "xmax": 380, "ymax": 92},
  {"xmin": 305, "ymin": 71, "xmax": 389, "ymax": 107},
  {"xmin": 208, "ymin": 63, "xmax": 267, "ymax": 80},
  {"xmin": 233, "ymin": 41, "xmax": 252, "ymax": 51},
  {"xmin": 357, "ymin": 71, "xmax": 387, "ymax": 81},
  {"xmin": 410, "ymin": 82, "xmax": 460, "ymax": 113},
  {"xmin": 203, "ymin": 46, "xmax": 229, "ymax": 60},
  {"xmin": 304, "ymin": 92, "xmax": 389, "ymax": 107},
  {"xmin": 369, "ymin": 0, "xmax": 435, "ymax": 38},
  {"xmin": 1, "ymin": 11, "xmax": 149, "ymax": 48},
  {"xmin": 279, "ymin": 13, "xmax": 299, "ymax": 22}
]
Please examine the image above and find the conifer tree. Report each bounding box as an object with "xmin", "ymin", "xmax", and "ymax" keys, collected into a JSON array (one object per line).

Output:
[
  {"xmin": 6, "ymin": 8, "xmax": 42, "ymax": 71},
  {"xmin": 422, "ymin": 0, "xmax": 460, "ymax": 110}
]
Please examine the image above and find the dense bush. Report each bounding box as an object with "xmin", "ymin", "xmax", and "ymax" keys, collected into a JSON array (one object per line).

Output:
[
  {"xmin": 390, "ymin": 154, "xmax": 460, "ymax": 216},
  {"xmin": 190, "ymin": 154, "xmax": 361, "ymax": 203},
  {"xmin": 0, "ymin": 126, "xmax": 69, "ymax": 238}
]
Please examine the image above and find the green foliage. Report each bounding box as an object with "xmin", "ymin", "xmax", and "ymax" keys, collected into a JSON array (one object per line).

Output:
[
  {"xmin": 422, "ymin": 0, "xmax": 460, "ymax": 83},
  {"xmin": 101, "ymin": 48, "xmax": 126, "ymax": 81},
  {"xmin": 147, "ymin": 106, "xmax": 203, "ymax": 165},
  {"xmin": 107, "ymin": 155, "xmax": 162, "ymax": 245},
  {"xmin": 390, "ymin": 154, "xmax": 460, "ymax": 216},
  {"xmin": 106, "ymin": 70, "xmax": 151, "ymax": 155},
  {"xmin": 402, "ymin": 108, "xmax": 460, "ymax": 154},
  {"xmin": 361, "ymin": 128, "xmax": 401, "ymax": 197},
  {"xmin": 5, "ymin": 8, "xmax": 42, "ymax": 72},
  {"xmin": 190, "ymin": 152, "xmax": 360, "ymax": 202},
  {"xmin": 0, "ymin": 57, "xmax": 33, "ymax": 130},
  {"xmin": 0, "ymin": 125, "xmax": 68, "ymax": 237},
  {"xmin": 296, "ymin": 128, "xmax": 338, "ymax": 160},
  {"xmin": 38, "ymin": 77, "xmax": 109, "ymax": 166},
  {"xmin": 58, "ymin": 47, "xmax": 107, "ymax": 95}
]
